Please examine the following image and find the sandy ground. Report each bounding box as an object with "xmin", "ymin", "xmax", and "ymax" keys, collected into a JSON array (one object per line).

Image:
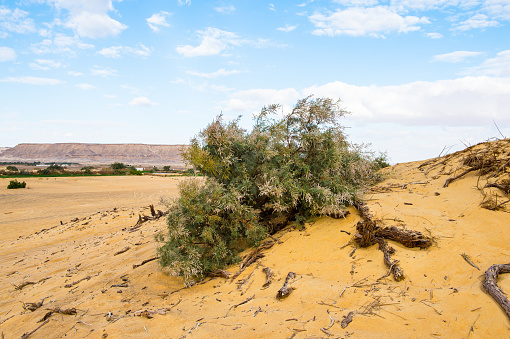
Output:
[{"xmin": 1, "ymin": 143, "xmax": 509, "ymax": 338}]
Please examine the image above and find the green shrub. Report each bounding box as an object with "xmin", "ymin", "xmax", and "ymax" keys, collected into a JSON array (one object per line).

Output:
[
  {"xmin": 163, "ymin": 166, "xmax": 171, "ymax": 172},
  {"xmin": 158, "ymin": 96, "xmax": 383, "ymax": 284},
  {"xmin": 110, "ymin": 162, "xmax": 126, "ymax": 170},
  {"xmin": 7, "ymin": 180, "xmax": 26, "ymax": 189},
  {"xmin": 373, "ymin": 152, "xmax": 391, "ymax": 170},
  {"xmin": 6, "ymin": 165, "xmax": 18, "ymax": 172},
  {"xmin": 157, "ymin": 178, "xmax": 265, "ymax": 284}
]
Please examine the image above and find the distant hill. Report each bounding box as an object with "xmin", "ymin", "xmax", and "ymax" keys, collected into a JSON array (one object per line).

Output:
[{"xmin": 0, "ymin": 143, "xmax": 186, "ymax": 167}]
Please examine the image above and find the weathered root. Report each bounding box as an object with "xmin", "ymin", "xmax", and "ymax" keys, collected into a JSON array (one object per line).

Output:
[
  {"xmin": 375, "ymin": 226, "xmax": 432, "ymax": 249},
  {"xmin": 354, "ymin": 201, "xmax": 432, "ymax": 282},
  {"xmin": 482, "ymin": 263, "xmax": 510, "ymax": 320},
  {"xmin": 375, "ymin": 237, "xmax": 405, "ymax": 281}
]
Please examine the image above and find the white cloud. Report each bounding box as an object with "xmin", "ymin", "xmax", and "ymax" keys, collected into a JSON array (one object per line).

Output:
[
  {"xmin": 31, "ymin": 34, "xmax": 94, "ymax": 55},
  {"xmin": 454, "ymin": 13, "xmax": 499, "ymax": 31},
  {"xmin": 176, "ymin": 27, "xmax": 240, "ymax": 57},
  {"xmin": 432, "ymin": 51, "xmax": 484, "ymax": 63},
  {"xmin": 269, "ymin": 3, "xmax": 276, "ymax": 12},
  {"xmin": 29, "ymin": 59, "xmax": 63, "ymax": 70},
  {"xmin": 214, "ymin": 5, "xmax": 235, "ymax": 14},
  {"xmin": 68, "ymin": 70, "xmax": 83, "ymax": 76},
  {"xmin": 97, "ymin": 44, "xmax": 151, "ymax": 58},
  {"xmin": 0, "ymin": 76, "xmax": 64, "ymax": 85},
  {"xmin": 0, "ymin": 6, "xmax": 36, "ymax": 34},
  {"xmin": 91, "ymin": 66, "xmax": 116, "ymax": 77},
  {"xmin": 48, "ymin": 0, "xmax": 127, "ymax": 38},
  {"xmin": 465, "ymin": 50, "xmax": 510, "ymax": 77},
  {"xmin": 146, "ymin": 11, "xmax": 171, "ymax": 32},
  {"xmin": 303, "ymin": 77, "xmax": 510, "ymax": 126},
  {"xmin": 178, "ymin": 0, "xmax": 191, "ymax": 6},
  {"xmin": 186, "ymin": 68, "xmax": 241, "ymax": 78},
  {"xmin": 0, "ymin": 46, "xmax": 16, "ymax": 61},
  {"xmin": 426, "ymin": 32, "xmax": 443, "ymax": 39},
  {"xmin": 309, "ymin": 6, "xmax": 430, "ymax": 37},
  {"xmin": 333, "ymin": 0, "xmax": 379, "ymax": 6},
  {"xmin": 129, "ymin": 96, "xmax": 157, "ymax": 106},
  {"xmin": 277, "ymin": 24, "xmax": 298, "ymax": 32},
  {"xmin": 75, "ymin": 83, "xmax": 96, "ymax": 90}
]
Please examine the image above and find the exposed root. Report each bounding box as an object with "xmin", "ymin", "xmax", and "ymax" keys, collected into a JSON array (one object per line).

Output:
[{"xmin": 482, "ymin": 263, "xmax": 510, "ymax": 320}]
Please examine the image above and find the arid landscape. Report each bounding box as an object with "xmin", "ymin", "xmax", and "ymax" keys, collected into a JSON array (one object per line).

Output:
[{"xmin": 1, "ymin": 140, "xmax": 510, "ymax": 338}]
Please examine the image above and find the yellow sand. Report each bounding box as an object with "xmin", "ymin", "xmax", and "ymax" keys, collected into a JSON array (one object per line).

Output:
[{"xmin": 1, "ymin": 150, "xmax": 509, "ymax": 338}]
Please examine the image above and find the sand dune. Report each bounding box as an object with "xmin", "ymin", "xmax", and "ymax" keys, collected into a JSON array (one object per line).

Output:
[{"xmin": 1, "ymin": 140, "xmax": 509, "ymax": 338}]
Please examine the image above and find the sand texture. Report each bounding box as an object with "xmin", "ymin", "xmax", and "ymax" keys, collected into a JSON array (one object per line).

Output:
[{"xmin": 1, "ymin": 140, "xmax": 509, "ymax": 338}]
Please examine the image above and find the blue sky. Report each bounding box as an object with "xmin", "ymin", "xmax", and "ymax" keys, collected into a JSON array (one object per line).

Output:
[{"xmin": 1, "ymin": 0, "xmax": 509, "ymax": 163}]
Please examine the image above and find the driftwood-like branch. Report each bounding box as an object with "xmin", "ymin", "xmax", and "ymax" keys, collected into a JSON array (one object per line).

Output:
[
  {"xmin": 20, "ymin": 319, "xmax": 49, "ymax": 339},
  {"xmin": 125, "ymin": 205, "xmax": 169, "ymax": 232},
  {"xmin": 444, "ymin": 164, "xmax": 483, "ymax": 187},
  {"xmin": 262, "ymin": 267, "xmax": 274, "ymax": 288},
  {"xmin": 341, "ymin": 311, "xmax": 355, "ymax": 329},
  {"xmin": 482, "ymin": 263, "xmax": 510, "ymax": 320},
  {"xmin": 12, "ymin": 281, "xmax": 36, "ymax": 291},
  {"xmin": 207, "ymin": 269, "xmax": 230, "ymax": 279},
  {"xmin": 375, "ymin": 237, "xmax": 404, "ymax": 281},
  {"xmin": 114, "ymin": 246, "xmax": 130, "ymax": 256},
  {"xmin": 276, "ymin": 272, "xmax": 296, "ymax": 300},
  {"xmin": 375, "ymin": 226, "xmax": 432, "ymax": 249},
  {"xmin": 133, "ymin": 256, "xmax": 159, "ymax": 269},
  {"xmin": 231, "ymin": 239, "xmax": 276, "ymax": 280}
]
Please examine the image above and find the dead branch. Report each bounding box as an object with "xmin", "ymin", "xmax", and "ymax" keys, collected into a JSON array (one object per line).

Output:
[
  {"xmin": 276, "ymin": 272, "xmax": 296, "ymax": 300},
  {"xmin": 375, "ymin": 237, "xmax": 404, "ymax": 281},
  {"xmin": 461, "ymin": 253, "xmax": 480, "ymax": 270},
  {"xmin": 231, "ymin": 239, "xmax": 275, "ymax": 280},
  {"xmin": 207, "ymin": 269, "xmax": 230, "ymax": 279},
  {"xmin": 125, "ymin": 205, "xmax": 168, "ymax": 232},
  {"xmin": 375, "ymin": 226, "xmax": 432, "ymax": 249},
  {"xmin": 133, "ymin": 256, "xmax": 159, "ymax": 269},
  {"xmin": 225, "ymin": 294, "xmax": 255, "ymax": 317},
  {"xmin": 114, "ymin": 247, "xmax": 130, "ymax": 256},
  {"xmin": 11, "ymin": 281, "xmax": 36, "ymax": 291},
  {"xmin": 444, "ymin": 163, "xmax": 483, "ymax": 187},
  {"xmin": 22, "ymin": 299, "xmax": 45, "ymax": 312},
  {"xmin": 341, "ymin": 311, "xmax": 355, "ymax": 329},
  {"xmin": 482, "ymin": 263, "xmax": 510, "ymax": 320},
  {"xmin": 262, "ymin": 267, "xmax": 274, "ymax": 288},
  {"xmin": 64, "ymin": 273, "xmax": 98, "ymax": 288},
  {"xmin": 20, "ymin": 319, "xmax": 49, "ymax": 339}
]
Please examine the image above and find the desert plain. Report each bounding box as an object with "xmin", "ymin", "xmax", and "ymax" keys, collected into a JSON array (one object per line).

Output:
[{"xmin": 1, "ymin": 141, "xmax": 509, "ymax": 338}]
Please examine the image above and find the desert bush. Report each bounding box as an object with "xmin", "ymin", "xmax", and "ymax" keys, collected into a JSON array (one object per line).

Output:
[
  {"xmin": 158, "ymin": 96, "xmax": 383, "ymax": 284},
  {"xmin": 81, "ymin": 166, "xmax": 94, "ymax": 174},
  {"xmin": 6, "ymin": 165, "xmax": 18, "ymax": 172},
  {"xmin": 163, "ymin": 166, "xmax": 171, "ymax": 172},
  {"xmin": 157, "ymin": 178, "xmax": 265, "ymax": 284},
  {"xmin": 7, "ymin": 180, "xmax": 26, "ymax": 189}
]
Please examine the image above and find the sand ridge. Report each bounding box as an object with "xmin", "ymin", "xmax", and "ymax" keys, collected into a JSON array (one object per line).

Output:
[{"xmin": 1, "ymin": 141, "xmax": 510, "ymax": 338}]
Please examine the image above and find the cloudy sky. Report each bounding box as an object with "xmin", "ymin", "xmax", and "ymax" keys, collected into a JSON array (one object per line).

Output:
[{"xmin": 1, "ymin": 0, "xmax": 509, "ymax": 163}]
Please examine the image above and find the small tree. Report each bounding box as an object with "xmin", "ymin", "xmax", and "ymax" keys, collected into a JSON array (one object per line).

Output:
[
  {"xmin": 158, "ymin": 96, "xmax": 383, "ymax": 285},
  {"xmin": 6, "ymin": 165, "xmax": 18, "ymax": 172},
  {"xmin": 163, "ymin": 166, "xmax": 171, "ymax": 172},
  {"xmin": 110, "ymin": 162, "xmax": 126, "ymax": 170},
  {"xmin": 7, "ymin": 180, "xmax": 26, "ymax": 189}
]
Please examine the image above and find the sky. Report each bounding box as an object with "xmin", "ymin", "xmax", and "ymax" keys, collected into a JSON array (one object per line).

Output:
[{"xmin": 1, "ymin": 0, "xmax": 509, "ymax": 163}]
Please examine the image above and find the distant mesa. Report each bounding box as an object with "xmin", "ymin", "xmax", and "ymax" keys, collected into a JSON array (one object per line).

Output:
[{"xmin": 0, "ymin": 143, "xmax": 186, "ymax": 167}]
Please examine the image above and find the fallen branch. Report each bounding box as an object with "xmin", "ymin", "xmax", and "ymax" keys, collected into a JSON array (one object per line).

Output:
[
  {"xmin": 375, "ymin": 226, "xmax": 432, "ymax": 249},
  {"xmin": 11, "ymin": 281, "xmax": 36, "ymax": 291},
  {"xmin": 461, "ymin": 253, "xmax": 480, "ymax": 270},
  {"xmin": 231, "ymin": 239, "xmax": 275, "ymax": 280},
  {"xmin": 207, "ymin": 269, "xmax": 230, "ymax": 279},
  {"xmin": 276, "ymin": 272, "xmax": 296, "ymax": 300},
  {"xmin": 444, "ymin": 163, "xmax": 483, "ymax": 187},
  {"xmin": 375, "ymin": 237, "xmax": 404, "ymax": 281},
  {"xmin": 114, "ymin": 247, "xmax": 130, "ymax": 256},
  {"xmin": 341, "ymin": 311, "xmax": 355, "ymax": 329},
  {"xmin": 262, "ymin": 267, "xmax": 274, "ymax": 289},
  {"xmin": 482, "ymin": 263, "xmax": 510, "ymax": 320},
  {"xmin": 126, "ymin": 205, "xmax": 168, "ymax": 232},
  {"xmin": 133, "ymin": 256, "xmax": 159, "ymax": 269},
  {"xmin": 20, "ymin": 319, "xmax": 49, "ymax": 339},
  {"xmin": 225, "ymin": 294, "xmax": 255, "ymax": 317}
]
